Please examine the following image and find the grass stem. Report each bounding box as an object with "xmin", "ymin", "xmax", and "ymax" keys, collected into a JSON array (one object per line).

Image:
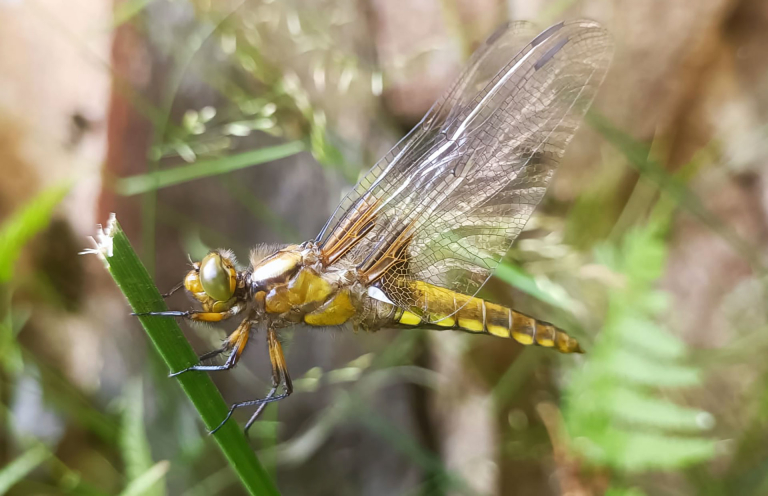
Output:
[{"xmin": 84, "ymin": 214, "xmax": 280, "ymax": 496}]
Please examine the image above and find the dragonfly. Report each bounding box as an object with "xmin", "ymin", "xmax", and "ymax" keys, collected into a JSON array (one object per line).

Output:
[{"xmin": 137, "ymin": 19, "xmax": 613, "ymax": 434}]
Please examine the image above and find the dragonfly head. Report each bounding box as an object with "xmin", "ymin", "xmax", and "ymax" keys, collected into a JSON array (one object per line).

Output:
[{"xmin": 184, "ymin": 250, "xmax": 238, "ymax": 306}]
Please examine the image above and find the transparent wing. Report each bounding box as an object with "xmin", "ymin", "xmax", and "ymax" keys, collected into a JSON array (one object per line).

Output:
[
  {"xmin": 315, "ymin": 20, "xmax": 540, "ymax": 241},
  {"xmin": 318, "ymin": 20, "xmax": 613, "ymax": 320}
]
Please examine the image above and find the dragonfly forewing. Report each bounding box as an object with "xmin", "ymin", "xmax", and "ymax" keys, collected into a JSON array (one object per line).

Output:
[{"xmin": 320, "ymin": 19, "xmax": 613, "ymax": 322}]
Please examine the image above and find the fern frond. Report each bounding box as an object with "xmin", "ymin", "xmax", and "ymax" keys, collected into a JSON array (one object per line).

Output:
[{"xmin": 563, "ymin": 222, "xmax": 716, "ymax": 473}]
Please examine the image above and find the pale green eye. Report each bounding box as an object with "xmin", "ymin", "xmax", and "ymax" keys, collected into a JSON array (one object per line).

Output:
[{"xmin": 200, "ymin": 253, "xmax": 235, "ymax": 302}]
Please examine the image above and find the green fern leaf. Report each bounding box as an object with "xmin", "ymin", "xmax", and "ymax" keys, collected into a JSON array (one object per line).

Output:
[{"xmin": 563, "ymin": 222, "xmax": 716, "ymax": 474}]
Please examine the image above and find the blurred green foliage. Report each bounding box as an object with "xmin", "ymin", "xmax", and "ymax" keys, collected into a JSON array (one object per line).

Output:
[
  {"xmin": 0, "ymin": 185, "xmax": 69, "ymax": 284},
  {"xmin": 4, "ymin": 1, "xmax": 768, "ymax": 495},
  {"xmin": 564, "ymin": 223, "xmax": 715, "ymax": 488}
]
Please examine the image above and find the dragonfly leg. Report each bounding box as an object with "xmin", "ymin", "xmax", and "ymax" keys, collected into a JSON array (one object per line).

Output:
[
  {"xmin": 169, "ymin": 344, "xmax": 230, "ymax": 377},
  {"xmin": 195, "ymin": 344, "xmax": 231, "ymax": 363},
  {"xmin": 241, "ymin": 386, "xmax": 279, "ymax": 435},
  {"xmin": 132, "ymin": 303, "xmax": 244, "ymax": 322},
  {"xmin": 169, "ymin": 317, "xmax": 251, "ymax": 377},
  {"xmin": 161, "ymin": 281, "xmax": 184, "ymax": 298},
  {"xmin": 210, "ymin": 326, "xmax": 293, "ymax": 436}
]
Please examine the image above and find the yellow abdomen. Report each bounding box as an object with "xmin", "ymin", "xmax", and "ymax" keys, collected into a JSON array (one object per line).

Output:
[{"xmin": 393, "ymin": 281, "xmax": 582, "ymax": 354}]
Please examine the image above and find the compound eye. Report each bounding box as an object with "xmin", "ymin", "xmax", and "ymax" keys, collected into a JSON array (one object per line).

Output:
[{"xmin": 199, "ymin": 252, "xmax": 235, "ymax": 302}]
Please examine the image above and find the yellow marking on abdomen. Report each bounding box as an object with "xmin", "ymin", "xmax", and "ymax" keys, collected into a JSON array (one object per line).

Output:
[
  {"xmin": 535, "ymin": 323, "xmax": 557, "ymax": 348},
  {"xmin": 486, "ymin": 324, "xmax": 509, "ymax": 337},
  {"xmin": 393, "ymin": 280, "xmax": 583, "ymax": 354},
  {"xmin": 398, "ymin": 310, "xmax": 423, "ymax": 326},
  {"xmin": 511, "ymin": 312, "xmax": 536, "ymax": 345},
  {"xmin": 458, "ymin": 318, "xmax": 484, "ymax": 332},
  {"xmin": 396, "ymin": 310, "xmax": 455, "ymax": 327},
  {"xmin": 456, "ymin": 297, "xmax": 485, "ymax": 332},
  {"xmin": 433, "ymin": 315, "xmax": 456, "ymax": 327},
  {"xmin": 484, "ymin": 303, "xmax": 510, "ymax": 338}
]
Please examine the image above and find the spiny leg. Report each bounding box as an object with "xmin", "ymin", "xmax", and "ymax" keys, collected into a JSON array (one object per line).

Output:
[
  {"xmin": 244, "ymin": 329, "xmax": 293, "ymax": 434},
  {"xmin": 161, "ymin": 281, "xmax": 184, "ymax": 298},
  {"xmin": 132, "ymin": 303, "xmax": 245, "ymax": 323},
  {"xmin": 210, "ymin": 327, "xmax": 293, "ymax": 435},
  {"xmin": 168, "ymin": 343, "xmax": 231, "ymax": 378},
  {"xmin": 196, "ymin": 345, "xmax": 230, "ymax": 363},
  {"xmin": 169, "ymin": 317, "xmax": 251, "ymax": 377},
  {"xmin": 243, "ymin": 388, "xmax": 278, "ymax": 435}
]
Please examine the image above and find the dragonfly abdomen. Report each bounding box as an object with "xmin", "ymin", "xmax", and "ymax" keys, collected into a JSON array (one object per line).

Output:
[{"xmin": 392, "ymin": 282, "xmax": 583, "ymax": 354}]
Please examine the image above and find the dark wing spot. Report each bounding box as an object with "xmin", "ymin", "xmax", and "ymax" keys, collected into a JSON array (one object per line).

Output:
[
  {"xmin": 534, "ymin": 37, "xmax": 569, "ymax": 71},
  {"xmin": 487, "ymin": 21, "xmax": 512, "ymax": 45},
  {"xmin": 530, "ymin": 21, "xmax": 564, "ymax": 47}
]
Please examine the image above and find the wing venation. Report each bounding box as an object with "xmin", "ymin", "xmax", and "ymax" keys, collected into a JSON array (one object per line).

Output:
[{"xmin": 318, "ymin": 19, "xmax": 613, "ymax": 321}]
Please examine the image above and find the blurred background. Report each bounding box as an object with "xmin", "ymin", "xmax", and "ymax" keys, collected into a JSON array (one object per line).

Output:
[{"xmin": 1, "ymin": 0, "xmax": 768, "ymax": 495}]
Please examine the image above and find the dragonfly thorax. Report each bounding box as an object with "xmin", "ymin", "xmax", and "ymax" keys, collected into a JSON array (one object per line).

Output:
[
  {"xmin": 248, "ymin": 242, "xmax": 321, "ymax": 293},
  {"xmin": 246, "ymin": 243, "xmax": 359, "ymax": 326}
]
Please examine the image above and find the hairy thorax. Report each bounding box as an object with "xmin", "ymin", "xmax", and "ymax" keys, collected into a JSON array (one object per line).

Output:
[{"xmin": 250, "ymin": 243, "xmax": 363, "ymax": 327}]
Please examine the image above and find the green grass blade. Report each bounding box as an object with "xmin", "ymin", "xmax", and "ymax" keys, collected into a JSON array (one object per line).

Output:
[
  {"xmin": 494, "ymin": 262, "xmax": 573, "ymax": 311},
  {"xmin": 120, "ymin": 379, "xmax": 165, "ymax": 496},
  {"xmin": 0, "ymin": 444, "xmax": 51, "ymax": 495},
  {"xmin": 84, "ymin": 215, "xmax": 280, "ymax": 496},
  {"xmin": 0, "ymin": 184, "xmax": 69, "ymax": 282},
  {"xmin": 180, "ymin": 467, "xmax": 237, "ymax": 496},
  {"xmin": 605, "ymin": 487, "xmax": 647, "ymax": 496},
  {"xmin": 115, "ymin": 141, "xmax": 304, "ymax": 196},
  {"xmin": 587, "ymin": 111, "xmax": 765, "ymax": 274},
  {"xmin": 118, "ymin": 461, "xmax": 171, "ymax": 496},
  {"xmin": 492, "ymin": 348, "xmax": 542, "ymax": 411}
]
